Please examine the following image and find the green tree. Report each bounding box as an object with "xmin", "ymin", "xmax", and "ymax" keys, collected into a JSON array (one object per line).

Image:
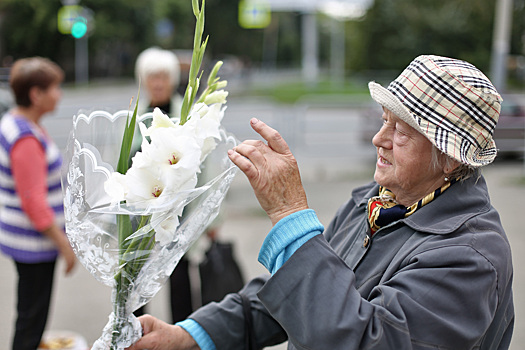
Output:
[
  {"xmin": 0, "ymin": 0, "xmax": 272, "ymax": 80},
  {"xmin": 205, "ymin": 0, "xmax": 265, "ymax": 61},
  {"xmin": 81, "ymin": 0, "xmax": 156, "ymax": 78},
  {"xmin": 357, "ymin": 0, "xmax": 497, "ymax": 74},
  {"xmin": 0, "ymin": 0, "xmax": 157, "ymax": 80},
  {"xmin": 150, "ymin": 0, "xmax": 194, "ymax": 49},
  {"xmin": 354, "ymin": 0, "xmax": 525, "ymax": 84},
  {"xmin": 0, "ymin": 0, "xmax": 66, "ymax": 63}
]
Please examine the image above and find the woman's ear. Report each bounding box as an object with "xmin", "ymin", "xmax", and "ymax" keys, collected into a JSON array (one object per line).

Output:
[
  {"xmin": 28, "ymin": 86, "xmax": 42, "ymax": 107},
  {"xmin": 443, "ymin": 159, "xmax": 461, "ymax": 175}
]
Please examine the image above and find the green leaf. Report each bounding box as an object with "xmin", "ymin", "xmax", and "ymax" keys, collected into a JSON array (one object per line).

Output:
[
  {"xmin": 115, "ymin": 89, "xmax": 140, "ymax": 268},
  {"xmin": 116, "ymin": 91, "xmax": 140, "ymax": 174},
  {"xmin": 117, "ymin": 214, "xmax": 133, "ymax": 250}
]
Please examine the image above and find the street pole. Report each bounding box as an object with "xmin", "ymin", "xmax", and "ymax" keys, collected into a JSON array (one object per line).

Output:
[
  {"xmin": 330, "ymin": 18, "xmax": 345, "ymax": 88},
  {"xmin": 301, "ymin": 12, "xmax": 319, "ymax": 87},
  {"xmin": 75, "ymin": 36, "xmax": 89, "ymax": 85},
  {"xmin": 262, "ymin": 16, "xmax": 279, "ymax": 70},
  {"xmin": 490, "ymin": 0, "xmax": 513, "ymax": 93}
]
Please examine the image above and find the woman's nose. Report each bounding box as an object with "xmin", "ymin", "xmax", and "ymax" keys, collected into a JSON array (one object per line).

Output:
[{"xmin": 372, "ymin": 124, "xmax": 390, "ymax": 149}]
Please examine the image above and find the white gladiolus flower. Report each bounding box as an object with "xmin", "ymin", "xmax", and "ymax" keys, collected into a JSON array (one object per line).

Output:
[
  {"xmin": 188, "ymin": 104, "xmax": 223, "ymax": 138},
  {"xmin": 140, "ymin": 107, "xmax": 177, "ymax": 138},
  {"xmin": 151, "ymin": 201, "xmax": 187, "ymax": 245},
  {"xmin": 123, "ymin": 166, "xmax": 166, "ymax": 204},
  {"xmin": 103, "ymin": 106, "xmax": 223, "ymax": 244},
  {"xmin": 191, "ymin": 102, "xmax": 210, "ymax": 118},
  {"xmin": 203, "ymin": 90, "xmax": 228, "ymax": 105},
  {"xmin": 104, "ymin": 172, "xmax": 128, "ymax": 202},
  {"xmin": 151, "ymin": 214, "xmax": 180, "ymax": 245},
  {"xmin": 144, "ymin": 129, "xmax": 202, "ymax": 170},
  {"xmin": 123, "ymin": 136, "xmax": 202, "ymax": 205},
  {"xmin": 151, "ymin": 107, "xmax": 177, "ymax": 129},
  {"xmin": 203, "ymin": 103, "xmax": 225, "ymax": 123},
  {"xmin": 189, "ymin": 103, "xmax": 225, "ymax": 159}
]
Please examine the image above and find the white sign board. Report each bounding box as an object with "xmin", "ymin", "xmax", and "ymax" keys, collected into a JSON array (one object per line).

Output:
[
  {"xmin": 265, "ymin": 0, "xmax": 317, "ymax": 12},
  {"xmin": 264, "ymin": 0, "xmax": 373, "ymax": 14}
]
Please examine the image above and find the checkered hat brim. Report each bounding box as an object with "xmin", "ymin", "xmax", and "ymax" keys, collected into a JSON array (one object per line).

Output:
[{"xmin": 369, "ymin": 55, "xmax": 502, "ymax": 167}]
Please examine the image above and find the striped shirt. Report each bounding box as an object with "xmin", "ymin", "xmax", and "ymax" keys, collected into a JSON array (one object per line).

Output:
[{"xmin": 0, "ymin": 113, "xmax": 64, "ymax": 263}]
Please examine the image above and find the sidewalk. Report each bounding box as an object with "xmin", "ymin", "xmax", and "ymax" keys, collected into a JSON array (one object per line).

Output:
[{"xmin": 0, "ymin": 160, "xmax": 523, "ymax": 349}]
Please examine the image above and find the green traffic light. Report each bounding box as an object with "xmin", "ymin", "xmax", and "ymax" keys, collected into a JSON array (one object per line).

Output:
[{"xmin": 71, "ymin": 17, "xmax": 88, "ymax": 39}]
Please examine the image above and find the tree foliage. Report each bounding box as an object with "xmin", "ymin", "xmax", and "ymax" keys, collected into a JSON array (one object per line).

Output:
[
  {"xmin": 0, "ymin": 0, "xmax": 158, "ymax": 79},
  {"xmin": 0, "ymin": 0, "xmax": 65, "ymax": 63},
  {"xmin": 0, "ymin": 0, "xmax": 523, "ymax": 82},
  {"xmin": 354, "ymin": 0, "xmax": 525, "ymax": 76}
]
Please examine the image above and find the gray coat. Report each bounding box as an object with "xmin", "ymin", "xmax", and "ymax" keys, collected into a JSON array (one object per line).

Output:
[{"xmin": 191, "ymin": 175, "xmax": 514, "ymax": 349}]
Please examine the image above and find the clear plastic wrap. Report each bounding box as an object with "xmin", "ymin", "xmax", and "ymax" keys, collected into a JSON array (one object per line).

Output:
[{"xmin": 61, "ymin": 109, "xmax": 238, "ymax": 349}]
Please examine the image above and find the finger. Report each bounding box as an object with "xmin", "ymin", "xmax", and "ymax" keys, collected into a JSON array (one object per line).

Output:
[
  {"xmin": 125, "ymin": 316, "xmax": 153, "ymax": 350},
  {"xmin": 138, "ymin": 314, "xmax": 155, "ymax": 334},
  {"xmin": 235, "ymin": 140, "xmax": 278, "ymax": 160},
  {"xmin": 249, "ymin": 118, "xmax": 290, "ymax": 154},
  {"xmin": 64, "ymin": 259, "xmax": 74, "ymax": 275},
  {"xmin": 233, "ymin": 142, "xmax": 268, "ymax": 165},
  {"xmin": 228, "ymin": 148, "xmax": 259, "ymax": 180}
]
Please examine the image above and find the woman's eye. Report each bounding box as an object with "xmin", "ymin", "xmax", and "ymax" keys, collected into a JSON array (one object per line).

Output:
[{"xmin": 395, "ymin": 124, "xmax": 407, "ymax": 135}]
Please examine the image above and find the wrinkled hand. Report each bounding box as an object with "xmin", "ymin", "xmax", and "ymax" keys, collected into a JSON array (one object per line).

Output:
[
  {"xmin": 228, "ymin": 118, "xmax": 309, "ymax": 225},
  {"xmin": 126, "ymin": 315, "xmax": 199, "ymax": 350}
]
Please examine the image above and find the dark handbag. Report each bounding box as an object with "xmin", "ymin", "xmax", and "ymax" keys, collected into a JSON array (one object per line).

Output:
[{"xmin": 199, "ymin": 240, "xmax": 245, "ymax": 305}]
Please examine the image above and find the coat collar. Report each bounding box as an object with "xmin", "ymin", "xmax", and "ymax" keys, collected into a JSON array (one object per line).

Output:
[{"xmin": 352, "ymin": 175, "xmax": 492, "ymax": 235}]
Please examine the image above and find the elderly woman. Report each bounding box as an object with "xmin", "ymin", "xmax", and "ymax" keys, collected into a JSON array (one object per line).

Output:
[
  {"xmin": 0, "ymin": 57, "xmax": 76, "ymax": 350},
  {"xmin": 135, "ymin": 47, "xmax": 182, "ymax": 117},
  {"xmin": 128, "ymin": 55, "xmax": 514, "ymax": 350}
]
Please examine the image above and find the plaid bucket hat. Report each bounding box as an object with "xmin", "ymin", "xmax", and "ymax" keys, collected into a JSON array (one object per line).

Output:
[{"xmin": 369, "ymin": 55, "xmax": 502, "ymax": 167}]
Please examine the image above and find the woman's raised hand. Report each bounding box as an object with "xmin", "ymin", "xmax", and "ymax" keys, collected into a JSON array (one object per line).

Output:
[{"xmin": 228, "ymin": 118, "xmax": 309, "ymax": 226}]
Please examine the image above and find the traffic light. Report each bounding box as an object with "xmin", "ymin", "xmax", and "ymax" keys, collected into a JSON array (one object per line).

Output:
[
  {"xmin": 58, "ymin": 5, "xmax": 93, "ymax": 39},
  {"xmin": 71, "ymin": 16, "xmax": 88, "ymax": 39}
]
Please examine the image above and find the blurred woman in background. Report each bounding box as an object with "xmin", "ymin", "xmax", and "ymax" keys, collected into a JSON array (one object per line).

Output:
[{"xmin": 0, "ymin": 57, "xmax": 76, "ymax": 350}]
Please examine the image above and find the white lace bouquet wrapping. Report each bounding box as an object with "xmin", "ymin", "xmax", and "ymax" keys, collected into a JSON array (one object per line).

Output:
[{"xmin": 61, "ymin": 1, "xmax": 237, "ymax": 348}]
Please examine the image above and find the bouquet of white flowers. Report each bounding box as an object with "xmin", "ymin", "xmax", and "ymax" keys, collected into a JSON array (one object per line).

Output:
[{"xmin": 61, "ymin": 1, "xmax": 237, "ymax": 348}]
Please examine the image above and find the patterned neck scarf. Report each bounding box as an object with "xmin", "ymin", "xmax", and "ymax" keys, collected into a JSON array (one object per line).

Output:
[{"xmin": 367, "ymin": 180, "xmax": 456, "ymax": 235}]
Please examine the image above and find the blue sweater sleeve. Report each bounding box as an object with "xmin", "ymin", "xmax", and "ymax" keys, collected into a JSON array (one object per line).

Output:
[
  {"xmin": 175, "ymin": 210, "xmax": 323, "ymax": 348},
  {"xmin": 176, "ymin": 319, "xmax": 216, "ymax": 350},
  {"xmin": 258, "ymin": 209, "xmax": 324, "ymax": 274}
]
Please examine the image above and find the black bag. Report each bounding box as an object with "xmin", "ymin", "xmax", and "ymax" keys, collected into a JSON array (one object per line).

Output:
[{"xmin": 199, "ymin": 241, "xmax": 245, "ymax": 305}]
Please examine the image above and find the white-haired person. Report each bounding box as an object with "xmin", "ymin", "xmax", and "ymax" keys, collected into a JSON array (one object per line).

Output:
[
  {"xmin": 128, "ymin": 55, "xmax": 514, "ymax": 350},
  {"xmin": 135, "ymin": 46, "xmax": 182, "ymax": 117}
]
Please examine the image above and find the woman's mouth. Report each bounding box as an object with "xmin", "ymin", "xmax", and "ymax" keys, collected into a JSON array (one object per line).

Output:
[{"xmin": 378, "ymin": 156, "xmax": 391, "ymax": 165}]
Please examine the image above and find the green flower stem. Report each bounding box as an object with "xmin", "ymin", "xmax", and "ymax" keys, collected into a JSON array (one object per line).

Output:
[
  {"xmin": 111, "ymin": 215, "xmax": 155, "ymax": 349},
  {"xmin": 110, "ymin": 88, "xmax": 143, "ymax": 348},
  {"xmin": 180, "ymin": 0, "xmax": 207, "ymax": 125},
  {"xmin": 114, "ymin": 215, "xmax": 153, "ymax": 287}
]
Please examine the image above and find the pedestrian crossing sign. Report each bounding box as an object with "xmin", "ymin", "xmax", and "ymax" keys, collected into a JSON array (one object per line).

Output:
[
  {"xmin": 239, "ymin": 0, "xmax": 271, "ymax": 29},
  {"xmin": 58, "ymin": 5, "xmax": 82, "ymax": 34}
]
